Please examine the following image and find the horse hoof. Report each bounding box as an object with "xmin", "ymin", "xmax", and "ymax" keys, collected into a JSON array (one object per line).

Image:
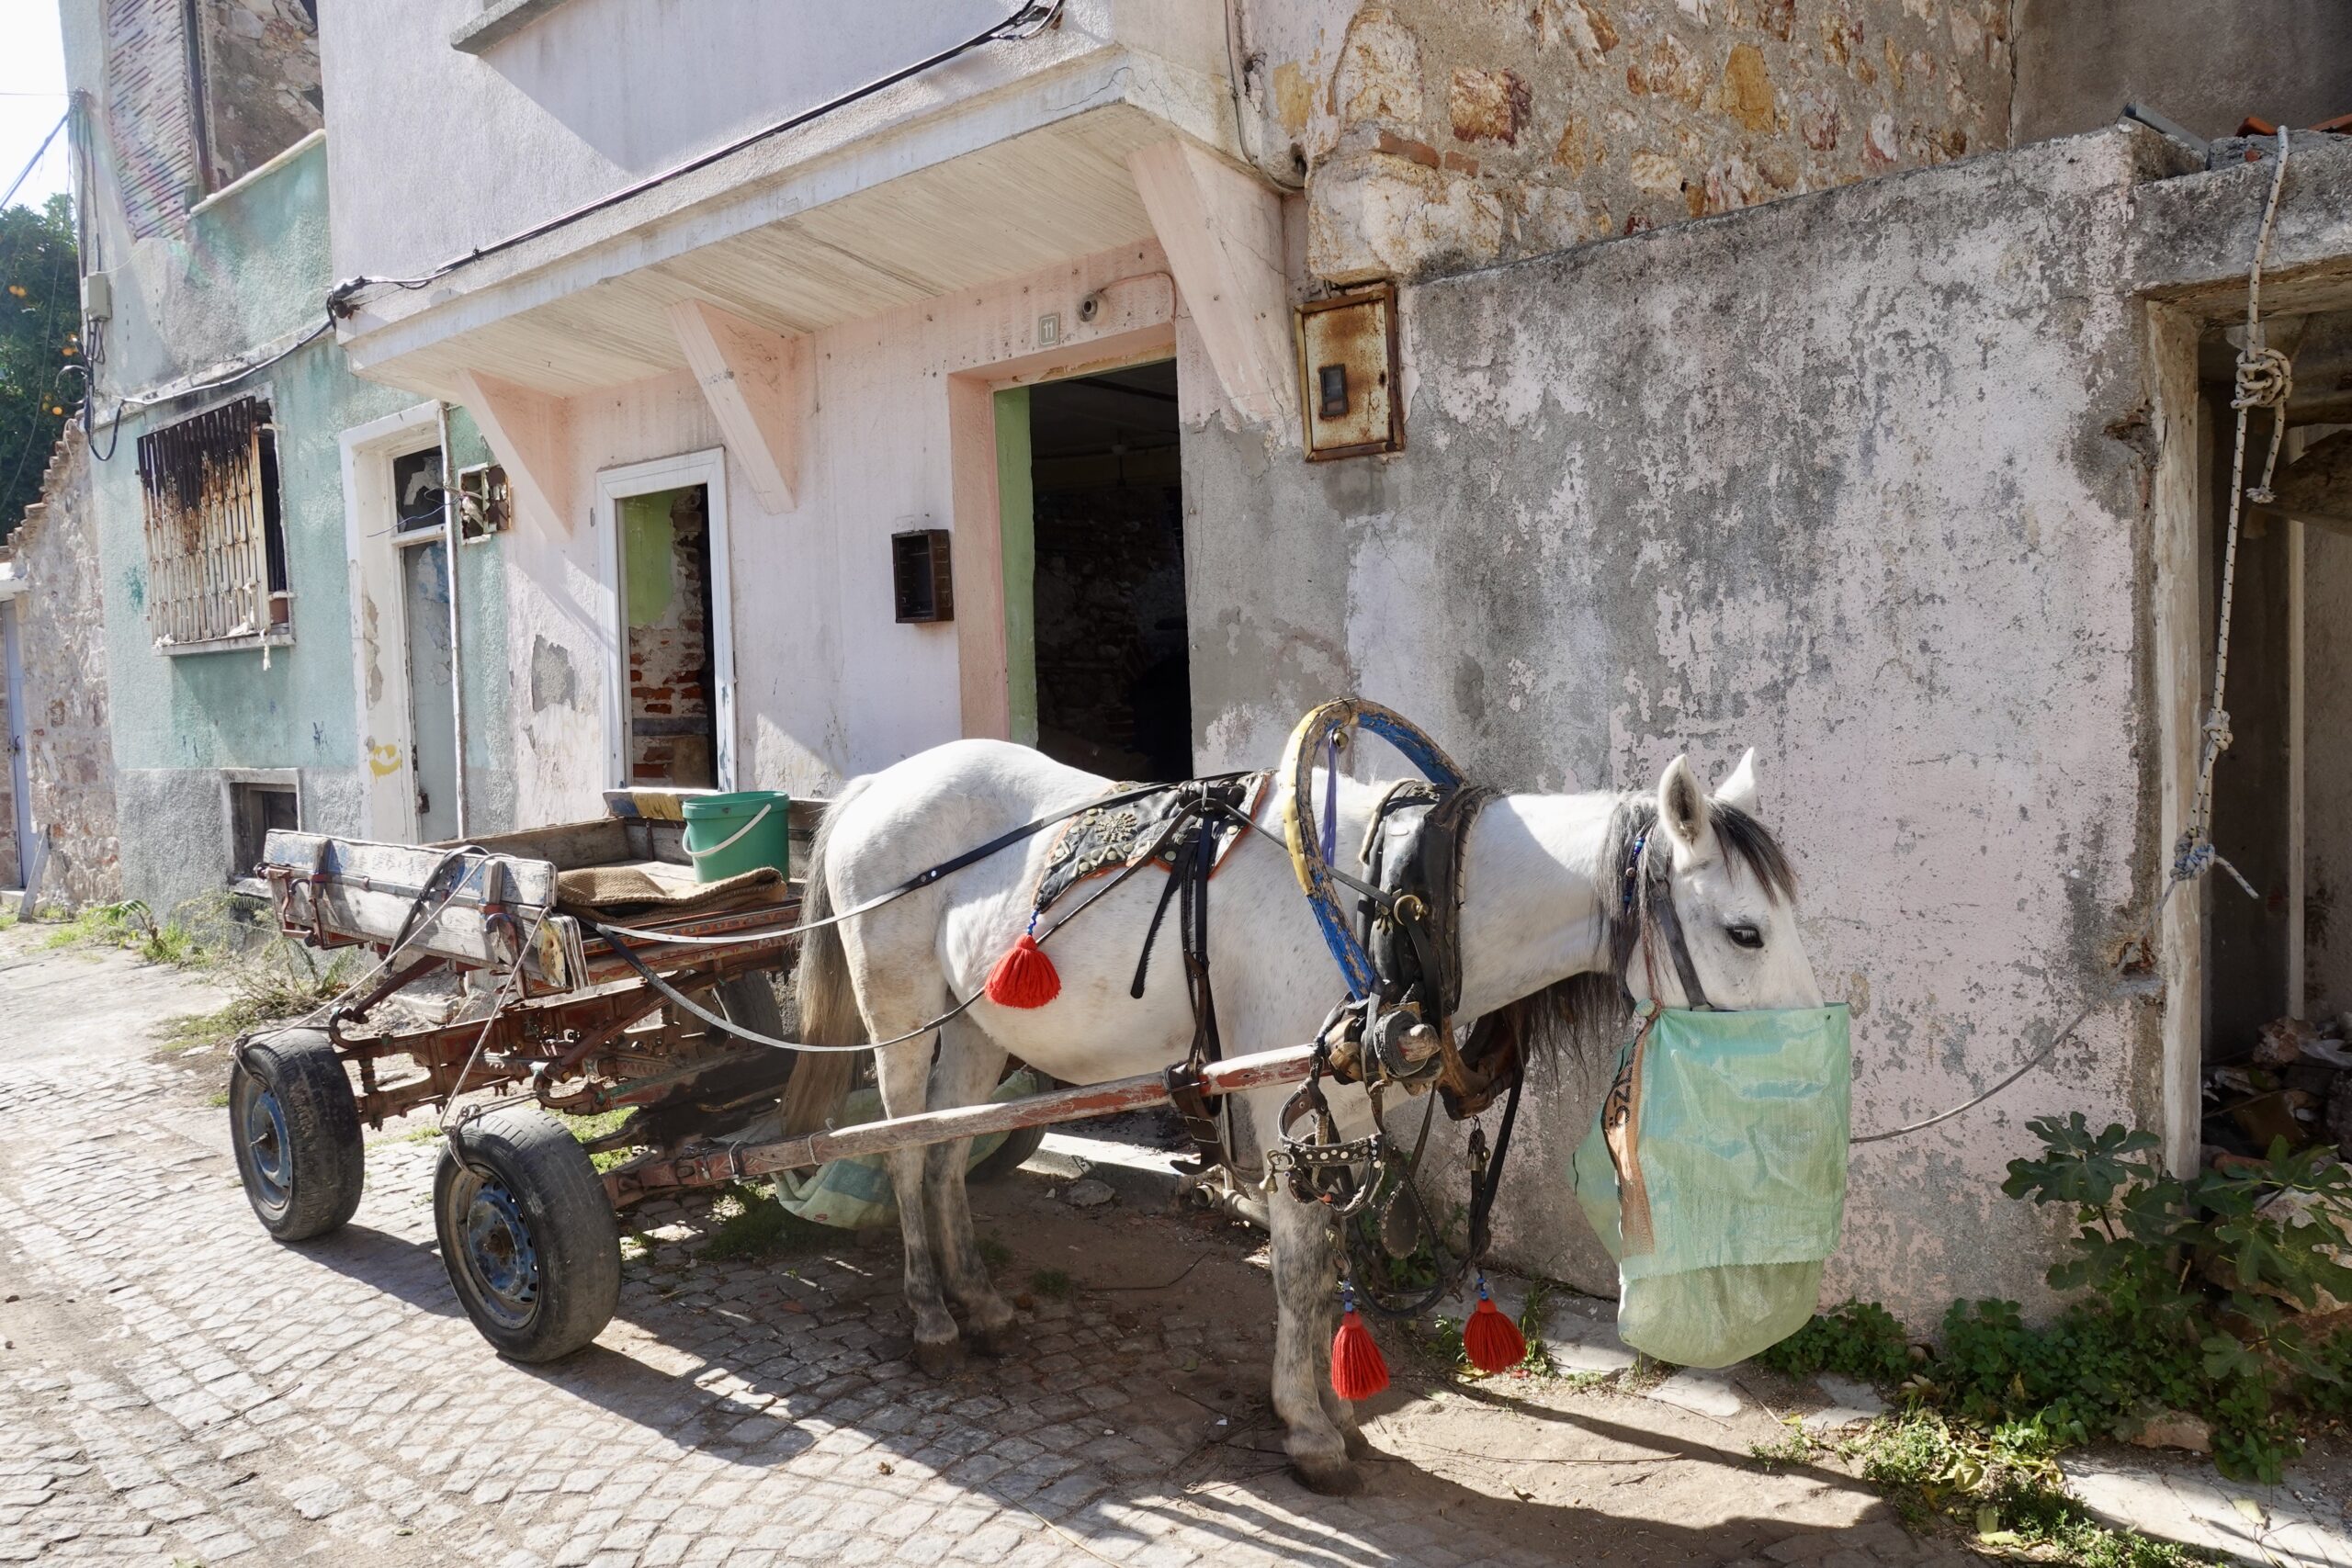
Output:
[
  {"xmin": 1290, "ymin": 1460, "xmax": 1363, "ymax": 1497},
  {"xmin": 970, "ymin": 1319, "xmax": 1021, "ymax": 1359},
  {"xmin": 913, "ymin": 1336, "xmax": 966, "ymax": 1375},
  {"xmin": 1343, "ymin": 1427, "xmax": 1377, "ymax": 1461}
]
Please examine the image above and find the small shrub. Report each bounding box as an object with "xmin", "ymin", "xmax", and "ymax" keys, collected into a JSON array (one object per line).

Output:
[
  {"xmin": 1755, "ymin": 1298, "xmax": 1911, "ymax": 1384},
  {"xmin": 1028, "ymin": 1268, "xmax": 1074, "ymax": 1299}
]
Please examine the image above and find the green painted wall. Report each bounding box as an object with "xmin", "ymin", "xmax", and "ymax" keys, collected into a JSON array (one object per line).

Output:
[
  {"xmin": 996, "ymin": 386, "xmax": 1036, "ymax": 749},
  {"xmin": 93, "ymin": 137, "xmax": 514, "ymax": 912}
]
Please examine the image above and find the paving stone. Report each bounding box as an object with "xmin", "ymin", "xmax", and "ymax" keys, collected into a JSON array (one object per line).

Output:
[{"xmin": 1645, "ymin": 1369, "xmax": 1746, "ymax": 1418}]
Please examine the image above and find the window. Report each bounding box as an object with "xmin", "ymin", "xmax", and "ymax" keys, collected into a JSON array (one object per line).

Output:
[
  {"xmin": 137, "ymin": 395, "xmax": 291, "ymax": 649},
  {"xmin": 228, "ymin": 776, "xmax": 298, "ymax": 884}
]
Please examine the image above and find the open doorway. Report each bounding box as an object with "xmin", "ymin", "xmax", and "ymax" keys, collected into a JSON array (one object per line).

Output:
[
  {"xmin": 596, "ymin": 449, "xmax": 737, "ymax": 794},
  {"xmin": 619, "ymin": 485, "xmax": 718, "ymax": 787},
  {"xmin": 390, "ymin": 445, "xmax": 460, "ymax": 840},
  {"xmin": 2196, "ymin": 303, "xmax": 2352, "ymax": 1159},
  {"xmin": 1009, "ymin": 360, "xmax": 1192, "ymax": 782}
]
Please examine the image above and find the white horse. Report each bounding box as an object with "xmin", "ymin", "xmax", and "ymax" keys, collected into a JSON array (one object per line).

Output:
[{"xmin": 793, "ymin": 737, "xmax": 1822, "ymax": 1493}]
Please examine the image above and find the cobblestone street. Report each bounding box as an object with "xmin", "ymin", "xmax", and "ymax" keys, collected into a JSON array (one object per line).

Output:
[{"xmin": 0, "ymin": 931, "xmax": 1988, "ymax": 1567}]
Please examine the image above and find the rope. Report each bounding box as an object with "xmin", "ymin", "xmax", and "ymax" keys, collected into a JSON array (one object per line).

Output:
[{"xmin": 1856, "ymin": 130, "xmax": 2295, "ymax": 1145}]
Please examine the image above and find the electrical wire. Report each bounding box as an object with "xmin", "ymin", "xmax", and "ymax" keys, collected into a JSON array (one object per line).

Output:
[{"xmin": 0, "ymin": 110, "xmax": 66, "ymax": 209}]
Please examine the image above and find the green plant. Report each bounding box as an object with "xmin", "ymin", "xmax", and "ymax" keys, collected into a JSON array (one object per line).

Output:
[
  {"xmin": 700, "ymin": 1181, "xmax": 831, "ymax": 1262},
  {"xmin": 1977, "ymin": 1114, "xmax": 2352, "ymax": 1481},
  {"xmin": 1028, "ymin": 1268, "xmax": 1073, "ymax": 1299},
  {"xmin": 978, "ymin": 1235, "xmax": 1012, "ymax": 1269},
  {"xmin": 1748, "ymin": 1416, "xmax": 1815, "ymax": 1472},
  {"xmin": 1755, "ymin": 1298, "xmax": 1911, "ymax": 1384},
  {"xmin": 1845, "ymin": 1413, "xmax": 2211, "ymax": 1567}
]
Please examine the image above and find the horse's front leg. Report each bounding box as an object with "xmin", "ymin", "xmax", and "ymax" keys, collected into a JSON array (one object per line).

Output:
[
  {"xmin": 870, "ymin": 1030, "xmax": 962, "ymax": 1371},
  {"xmin": 1267, "ymin": 1186, "xmax": 1362, "ymax": 1494},
  {"xmin": 923, "ymin": 1021, "xmax": 1017, "ymax": 1353}
]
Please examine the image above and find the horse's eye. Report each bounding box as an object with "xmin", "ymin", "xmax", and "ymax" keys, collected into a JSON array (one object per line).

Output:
[{"xmin": 1726, "ymin": 923, "xmax": 1765, "ymax": 950}]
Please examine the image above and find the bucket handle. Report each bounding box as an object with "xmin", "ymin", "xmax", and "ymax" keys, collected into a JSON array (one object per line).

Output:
[{"xmin": 684, "ymin": 801, "xmax": 774, "ymax": 861}]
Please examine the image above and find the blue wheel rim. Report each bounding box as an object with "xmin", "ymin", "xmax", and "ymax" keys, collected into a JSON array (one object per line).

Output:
[
  {"xmin": 458, "ymin": 1180, "xmax": 540, "ymax": 1331},
  {"xmin": 242, "ymin": 1086, "xmax": 293, "ymax": 1215}
]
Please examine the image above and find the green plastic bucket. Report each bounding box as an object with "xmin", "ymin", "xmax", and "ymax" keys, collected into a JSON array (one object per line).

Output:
[{"xmin": 681, "ymin": 790, "xmax": 789, "ymax": 884}]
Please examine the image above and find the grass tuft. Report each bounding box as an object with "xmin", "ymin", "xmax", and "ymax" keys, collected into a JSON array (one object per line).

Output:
[
  {"xmin": 701, "ymin": 1181, "xmax": 836, "ymax": 1262},
  {"xmin": 1027, "ymin": 1268, "xmax": 1074, "ymax": 1300}
]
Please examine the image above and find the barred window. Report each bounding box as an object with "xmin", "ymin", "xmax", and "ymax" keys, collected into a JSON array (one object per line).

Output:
[{"xmin": 137, "ymin": 395, "xmax": 291, "ymax": 649}]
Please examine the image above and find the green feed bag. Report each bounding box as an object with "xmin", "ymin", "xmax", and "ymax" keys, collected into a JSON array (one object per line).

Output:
[{"xmin": 1572, "ymin": 1001, "xmax": 1851, "ymax": 1369}]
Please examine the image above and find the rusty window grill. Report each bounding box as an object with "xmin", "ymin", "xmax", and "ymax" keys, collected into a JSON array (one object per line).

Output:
[{"xmin": 136, "ymin": 395, "xmax": 291, "ymax": 648}]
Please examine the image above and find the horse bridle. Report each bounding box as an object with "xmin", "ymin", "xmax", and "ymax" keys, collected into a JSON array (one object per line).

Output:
[{"xmin": 1629, "ymin": 829, "xmax": 1713, "ymax": 1011}]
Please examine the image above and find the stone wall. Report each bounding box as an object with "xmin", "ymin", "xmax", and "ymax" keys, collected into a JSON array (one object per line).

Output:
[
  {"xmin": 1238, "ymin": 0, "xmax": 2011, "ymax": 284},
  {"xmin": 194, "ymin": 0, "xmax": 322, "ymax": 191},
  {"xmin": 0, "ymin": 604, "xmax": 16, "ymax": 888},
  {"xmin": 12, "ymin": 427, "xmax": 120, "ymax": 910}
]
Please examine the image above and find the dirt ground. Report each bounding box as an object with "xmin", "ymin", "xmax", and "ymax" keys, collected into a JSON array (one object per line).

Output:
[{"xmin": 0, "ymin": 923, "xmax": 1984, "ymax": 1566}]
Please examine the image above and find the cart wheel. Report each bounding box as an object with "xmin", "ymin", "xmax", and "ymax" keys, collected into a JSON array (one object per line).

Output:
[
  {"xmin": 970, "ymin": 1123, "xmax": 1046, "ymax": 1184},
  {"xmin": 229, "ymin": 1028, "xmax": 364, "ymax": 1241},
  {"xmin": 435, "ymin": 1106, "xmax": 619, "ymax": 1363}
]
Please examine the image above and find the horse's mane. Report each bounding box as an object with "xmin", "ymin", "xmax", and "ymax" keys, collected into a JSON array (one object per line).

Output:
[{"xmin": 1494, "ymin": 792, "xmax": 1798, "ymax": 1066}]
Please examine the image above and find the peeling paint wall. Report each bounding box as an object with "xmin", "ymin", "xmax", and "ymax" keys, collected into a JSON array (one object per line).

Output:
[
  {"xmin": 1239, "ymin": 0, "xmax": 2010, "ymax": 283},
  {"xmin": 1184, "ymin": 128, "xmax": 2207, "ymax": 1324}
]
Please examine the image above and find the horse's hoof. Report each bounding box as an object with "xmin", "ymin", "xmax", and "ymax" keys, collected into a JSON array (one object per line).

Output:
[
  {"xmin": 1290, "ymin": 1460, "xmax": 1363, "ymax": 1496},
  {"xmin": 970, "ymin": 1318, "xmax": 1021, "ymax": 1359},
  {"xmin": 913, "ymin": 1336, "xmax": 967, "ymax": 1375},
  {"xmin": 1343, "ymin": 1427, "xmax": 1377, "ymax": 1461}
]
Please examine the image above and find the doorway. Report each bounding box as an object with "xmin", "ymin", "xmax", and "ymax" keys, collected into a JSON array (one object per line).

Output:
[
  {"xmin": 2, "ymin": 600, "xmax": 28, "ymax": 887},
  {"xmin": 2192, "ymin": 302, "xmax": 2352, "ymax": 1162},
  {"xmin": 595, "ymin": 450, "xmax": 737, "ymax": 793},
  {"xmin": 390, "ymin": 445, "xmax": 460, "ymax": 841},
  {"xmin": 1004, "ymin": 360, "xmax": 1191, "ymax": 781}
]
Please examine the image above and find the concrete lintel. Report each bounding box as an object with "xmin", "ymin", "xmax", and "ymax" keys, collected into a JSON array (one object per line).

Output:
[
  {"xmin": 2129, "ymin": 132, "xmax": 2352, "ymax": 314},
  {"xmin": 667, "ymin": 300, "xmax": 807, "ymax": 513},
  {"xmin": 1127, "ymin": 139, "xmax": 1295, "ymax": 432},
  {"xmin": 450, "ymin": 0, "xmax": 578, "ymax": 55},
  {"xmin": 451, "ymin": 369, "xmax": 574, "ymax": 536}
]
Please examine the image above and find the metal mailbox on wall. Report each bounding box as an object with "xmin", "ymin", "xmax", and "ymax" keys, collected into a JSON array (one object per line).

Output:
[{"xmin": 1297, "ymin": 282, "xmax": 1403, "ymax": 461}]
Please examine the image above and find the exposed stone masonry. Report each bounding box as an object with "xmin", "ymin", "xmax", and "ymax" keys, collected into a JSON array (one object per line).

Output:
[
  {"xmin": 10, "ymin": 426, "xmax": 121, "ymax": 908},
  {"xmin": 1247, "ymin": 0, "xmax": 2011, "ymax": 283}
]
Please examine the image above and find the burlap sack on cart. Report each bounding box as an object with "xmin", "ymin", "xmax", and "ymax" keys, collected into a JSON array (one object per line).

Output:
[
  {"xmin": 773, "ymin": 1070, "xmax": 1046, "ymax": 1229},
  {"xmin": 1572, "ymin": 1002, "xmax": 1851, "ymax": 1369}
]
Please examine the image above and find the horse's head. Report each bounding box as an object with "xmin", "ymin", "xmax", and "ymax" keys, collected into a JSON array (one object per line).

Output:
[{"xmin": 1621, "ymin": 750, "xmax": 1819, "ymax": 1011}]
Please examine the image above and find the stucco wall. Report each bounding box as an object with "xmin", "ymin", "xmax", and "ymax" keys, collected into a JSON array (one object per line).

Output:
[
  {"xmin": 502, "ymin": 241, "xmax": 1207, "ymax": 825},
  {"xmin": 1182, "ymin": 128, "xmax": 2192, "ymax": 1324},
  {"xmin": 2010, "ymin": 0, "xmax": 2352, "ymax": 146},
  {"xmin": 11, "ymin": 428, "xmax": 121, "ymax": 910}
]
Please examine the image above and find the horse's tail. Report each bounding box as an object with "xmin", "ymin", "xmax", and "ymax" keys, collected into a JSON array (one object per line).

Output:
[{"xmin": 779, "ymin": 774, "xmax": 873, "ymax": 1136}]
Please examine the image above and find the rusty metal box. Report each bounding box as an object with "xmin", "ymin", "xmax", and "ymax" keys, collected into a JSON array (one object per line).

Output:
[
  {"xmin": 1297, "ymin": 283, "xmax": 1402, "ymax": 460},
  {"xmin": 891, "ymin": 527, "xmax": 955, "ymax": 623}
]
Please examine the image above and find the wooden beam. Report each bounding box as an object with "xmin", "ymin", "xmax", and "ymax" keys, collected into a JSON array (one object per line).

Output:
[
  {"xmin": 451, "ymin": 369, "xmax": 576, "ymax": 535},
  {"xmin": 667, "ymin": 299, "xmax": 808, "ymax": 513},
  {"xmin": 1126, "ymin": 140, "xmax": 1295, "ymax": 432}
]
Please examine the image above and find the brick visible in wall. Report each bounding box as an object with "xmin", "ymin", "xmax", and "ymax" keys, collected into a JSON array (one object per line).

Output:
[{"xmin": 104, "ymin": 0, "xmax": 204, "ymax": 239}]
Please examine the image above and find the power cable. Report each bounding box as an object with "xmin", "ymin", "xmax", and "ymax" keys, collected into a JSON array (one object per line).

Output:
[{"xmin": 0, "ymin": 110, "xmax": 66, "ymax": 209}]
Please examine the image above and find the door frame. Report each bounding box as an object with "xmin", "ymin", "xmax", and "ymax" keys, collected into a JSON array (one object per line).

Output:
[
  {"xmin": 945, "ymin": 323, "xmax": 1180, "ymax": 742},
  {"xmin": 592, "ymin": 448, "xmax": 737, "ymax": 792},
  {"xmin": 339, "ymin": 401, "xmax": 446, "ymax": 841},
  {"xmin": 1, "ymin": 599, "xmax": 31, "ymax": 884}
]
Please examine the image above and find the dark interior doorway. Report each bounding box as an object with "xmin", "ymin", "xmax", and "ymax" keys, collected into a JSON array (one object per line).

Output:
[{"xmin": 1024, "ymin": 360, "xmax": 1192, "ymax": 782}]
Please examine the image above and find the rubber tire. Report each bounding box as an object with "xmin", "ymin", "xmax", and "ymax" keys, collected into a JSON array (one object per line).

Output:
[
  {"xmin": 434, "ymin": 1106, "xmax": 620, "ymax": 1363},
  {"xmin": 229, "ymin": 1028, "xmax": 365, "ymax": 1242},
  {"xmin": 969, "ymin": 1122, "xmax": 1046, "ymax": 1185}
]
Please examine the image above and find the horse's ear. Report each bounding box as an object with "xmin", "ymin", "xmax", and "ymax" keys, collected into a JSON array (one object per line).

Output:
[
  {"xmin": 1657, "ymin": 754, "xmax": 1716, "ymax": 861},
  {"xmin": 1715, "ymin": 748, "xmax": 1759, "ymax": 817}
]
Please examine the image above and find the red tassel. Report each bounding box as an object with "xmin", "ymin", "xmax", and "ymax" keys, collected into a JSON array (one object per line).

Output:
[
  {"xmin": 1464, "ymin": 1294, "xmax": 1528, "ymax": 1373},
  {"xmin": 985, "ymin": 932, "xmax": 1060, "ymax": 1009},
  {"xmin": 1330, "ymin": 1308, "xmax": 1389, "ymax": 1401}
]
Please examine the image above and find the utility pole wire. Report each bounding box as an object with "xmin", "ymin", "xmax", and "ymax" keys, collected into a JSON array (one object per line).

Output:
[{"xmin": 1, "ymin": 111, "xmax": 67, "ymax": 210}]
